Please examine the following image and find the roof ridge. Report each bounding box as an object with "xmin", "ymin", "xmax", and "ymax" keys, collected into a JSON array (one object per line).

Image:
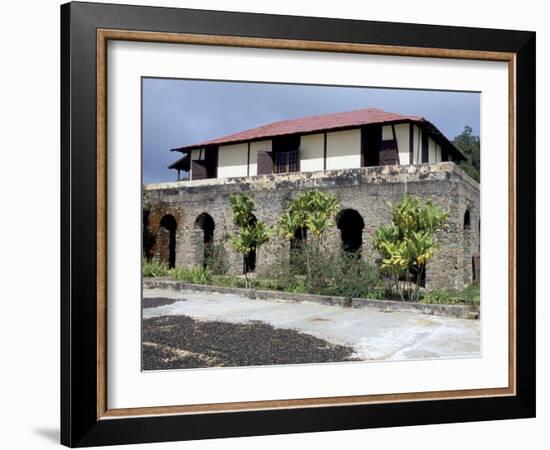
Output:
[
  {"xmin": 172, "ymin": 107, "xmax": 425, "ymax": 151},
  {"xmin": 257, "ymin": 107, "xmax": 387, "ymax": 127}
]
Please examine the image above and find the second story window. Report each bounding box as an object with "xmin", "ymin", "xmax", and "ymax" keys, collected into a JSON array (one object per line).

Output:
[
  {"xmin": 191, "ymin": 146, "xmax": 218, "ymax": 180},
  {"xmin": 272, "ymin": 134, "xmax": 300, "ymax": 174},
  {"xmin": 274, "ymin": 150, "xmax": 299, "ymax": 173}
]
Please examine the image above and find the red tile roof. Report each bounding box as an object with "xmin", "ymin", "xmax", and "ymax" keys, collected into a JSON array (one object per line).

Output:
[{"xmin": 172, "ymin": 108, "xmax": 424, "ymax": 151}]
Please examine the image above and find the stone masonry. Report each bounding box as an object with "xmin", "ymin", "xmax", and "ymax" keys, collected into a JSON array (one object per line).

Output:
[{"xmin": 144, "ymin": 162, "xmax": 480, "ymax": 291}]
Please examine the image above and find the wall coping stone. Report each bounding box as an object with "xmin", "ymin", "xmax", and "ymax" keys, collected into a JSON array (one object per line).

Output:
[{"xmin": 144, "ymin": 162, "xmax": 479, "ymax": 195}]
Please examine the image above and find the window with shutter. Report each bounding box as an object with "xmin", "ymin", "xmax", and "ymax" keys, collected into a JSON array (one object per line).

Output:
[
  {"xmin": 191, "ymin": 160, "xmax": 207, "ymax": 180},
  {"xmin": 379, "ymin": 139, "xmax": 399, "ymax": 165}
]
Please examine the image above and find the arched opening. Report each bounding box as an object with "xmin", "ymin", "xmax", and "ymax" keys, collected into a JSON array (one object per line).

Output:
[
  {"xmin": 463, "ymin": 209, "xmax": 471, "ymax": 230},
  {"xmin": 159, "ymin": 214, "xmax": 177, "ymax": 269},
  {"xmin": 290, "ymin": 226, "xmax": 307, "ymax": 250},
  {"xmin": 289, "ymin": 226, "xmax": 307, "ymax": 275},
  {"xmin": 243, "ymin": 214, "xmax": 257, "ymax": 273},
  {"xmin": 409, "ymin": 265, "xmax": 426, "ymax": 288},
  {"xmin": 336, "ymin": 209, "xmax": 365, "ymax": 253},
  {"xmin": 194, "ymin": 213, "xmax": 215, "ymax": 267},
  {"xmin": 142, "ymin": 209, "xmax": 155, "ymax": 260}
]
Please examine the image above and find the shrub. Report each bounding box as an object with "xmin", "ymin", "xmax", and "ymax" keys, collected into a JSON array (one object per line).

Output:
[
  {"xmin": 316, "ymin": 251, "xmax": 381, "ymax": 299},
  {"xmin": 204, "ymin": 241, "xmax": 229, "ymax": 275},
  {"xmin": 373, "ymin": 194, "xmax": 448, "ymax": 302},
  {"xmin": 211, "ymin": 274, "xmax": 247, "ymax": 289},
  {"xmin": 421, "ymin": 284, "xmax": 480, "ymax": 305},
  {"xmin": 259, "ymin": 247, "xmax": 304, "ymax": 291},
  {"xmin": 456, "ymin": 283, "xmax": 480, "ymax": 305},
  {"xmin": 251, "ymin": 277, "xmax": 282, "ymax": 291},
  {"xmin": 277, "ymin": 191, "xmax": 340, "ymax": 289},
  {"xmin": 170, "ymin": 266, "xmax": 212, "ymax": 285},
  {"xmin": 262, "ymin": 245, "xmax": 380, "ymax": 299},
  {"xmin": 142, "ymin": 258, "xmax": 169, "ymax": 277},
  {"xmin": 421, "ymin": 289, "xmax": 456, "ymax": 304}
]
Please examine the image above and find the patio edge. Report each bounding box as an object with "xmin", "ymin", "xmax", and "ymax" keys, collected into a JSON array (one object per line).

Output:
[{"xmin": 143, "ymin": 278, "xmax": 479, "ymax": 319}]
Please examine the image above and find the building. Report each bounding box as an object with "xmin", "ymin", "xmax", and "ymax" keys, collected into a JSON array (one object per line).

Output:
[{"xmin": 144, "ymin": 108, "xmax": 480, "ymax": 291}]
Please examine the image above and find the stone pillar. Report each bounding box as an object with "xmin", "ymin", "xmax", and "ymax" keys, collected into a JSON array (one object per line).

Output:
[
  {"xmin": 426, "ymin": 223, "xmax": 464, "ymax": 291},
  {"xmin": 255, "ymin": 234, "xmax": 288, "ymax": 275},
  {"xmin": 463, "ymin": 227, "xmax": 473, "ymax": 286}
]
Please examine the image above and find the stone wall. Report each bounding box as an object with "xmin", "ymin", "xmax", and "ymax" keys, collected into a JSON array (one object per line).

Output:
[{"xmin": 144, "ymin": 162, "xmax": 480, "ymax": 291}]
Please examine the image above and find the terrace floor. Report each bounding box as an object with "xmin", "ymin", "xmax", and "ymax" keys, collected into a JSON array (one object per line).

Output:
[{"xmin": 142, "ymin": 287, "xmax": 480, "ymax": 370}]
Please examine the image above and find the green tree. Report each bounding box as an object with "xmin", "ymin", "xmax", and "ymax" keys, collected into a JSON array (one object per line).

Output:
[
  {"xmin": 373, "ymin": 194, "xmax": 448, "ymax": 302},
  {"xmin": 277, "ymin": 191, "xmax": 340, "ymax": 290},
  {"xmin": 229, "ymin": 194, "xmax": 271, "ymax": 288},
  {"xmin": 277, "ymin": 191, "xmax": 339, "ymax": 240},
  {"xmin": 453, "ymin": 125, "xmax": 480, "ymax": 182}
]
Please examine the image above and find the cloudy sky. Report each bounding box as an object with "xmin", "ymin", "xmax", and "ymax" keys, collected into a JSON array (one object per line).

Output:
[{"xmin": 142, "ymin": 78, "xmax": 480, "ymax": 183}]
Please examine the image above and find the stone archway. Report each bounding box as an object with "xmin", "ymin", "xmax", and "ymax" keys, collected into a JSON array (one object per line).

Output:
[
  {"xmin": 159, "ymin": 214, "xmax": 177, "ymax": 269},
  {"xmin": 194, "ymin": 213, "xmax": 215, "ymax": 267},
  {"xmin": 336, "ymin": 209, "xmax": 365, "ymax": 254}
]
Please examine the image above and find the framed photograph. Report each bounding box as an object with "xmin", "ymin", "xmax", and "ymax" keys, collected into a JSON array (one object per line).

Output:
[{"xmin": 61, "ymin": 1, "xmax": 535, "ymax": 447}]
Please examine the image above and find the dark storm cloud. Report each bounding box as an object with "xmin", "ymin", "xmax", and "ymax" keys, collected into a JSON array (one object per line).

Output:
[{"xmin": 142, "ymin": 78, "xmax": 480, "ymax": 183}]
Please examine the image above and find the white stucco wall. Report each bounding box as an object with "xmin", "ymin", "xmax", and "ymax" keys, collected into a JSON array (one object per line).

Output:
[
  {"xmin": 411, "ymin": 125, "xmax": 421, "ymax": 164},
  {"xmin": 394, "ymin": 123, "xmax": 410, "ymax": 165},
  {"xmin": 381, "ymin": 125, "xmax": 393, "ymax": 140},
  {"xmin": 428, "ymin": 137, "xmax": 436, "ymax": 163},
  {"xmin": 191, "ymin": 148, "xmax": 203, "ymax": 161},
  {"xmin": 434, "ymin": 143, "xmax": 442, "ymax": 162},
  {"xmin": 249, "ymin": 140, "xmax": 272, "ymax": 176},
  {"xmin": 300, "ymin": 133, "xmax": 324, "ymax": 172},
  {"xmin": 195, "ymin": 123, "xmax": 446, "ymax": 180},
  {"xmin": 217, "ymin": 143, "xmax": 249, "ymax": 179},
  {"xmin": 326, "ymin": 129, "xmax": 361, "ymax": 170}
]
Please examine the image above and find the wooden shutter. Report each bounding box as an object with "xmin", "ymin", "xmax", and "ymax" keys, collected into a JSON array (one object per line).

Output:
[
  {"xmin": 257, "ymin": 151, "xmax": 273, "ymax": 175},
  {"xmin": 379, "ymin": 139, "xmax": 399, "ymax": 165},
  {"xmin": 191, "ymin": 160, "xmax": 207, "ymax": 180}
]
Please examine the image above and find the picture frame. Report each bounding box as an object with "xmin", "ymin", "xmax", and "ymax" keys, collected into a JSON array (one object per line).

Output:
[{"xmin": 60, "ymin": 1, "xmax": 535, "ymax": 447}]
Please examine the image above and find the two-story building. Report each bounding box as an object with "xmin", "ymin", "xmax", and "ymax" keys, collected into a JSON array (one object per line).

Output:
[{"xmin": 144, "ymin": 108, "xmax": 479, "ymax": 291}]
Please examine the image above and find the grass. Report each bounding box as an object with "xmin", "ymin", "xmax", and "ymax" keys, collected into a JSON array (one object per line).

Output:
[
  {"xmin": 143, "ymin": 259, "xmax": 479, "ymax": 306},
  {"xmin": 142, "ymin": 259, "xmax": 170, "ymax": 277},
  {"xmin": 170, "ymin": 266, "xmax": 212, "ymax": 285},
  {"xmin": 420, "ymin": 283, "xmax": 480, "ymax": 306}
]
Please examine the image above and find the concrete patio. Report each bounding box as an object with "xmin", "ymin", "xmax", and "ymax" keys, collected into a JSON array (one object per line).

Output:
[{"xmin": 143, "ymin": 287, "xmax": 480, "ymax": 362}]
